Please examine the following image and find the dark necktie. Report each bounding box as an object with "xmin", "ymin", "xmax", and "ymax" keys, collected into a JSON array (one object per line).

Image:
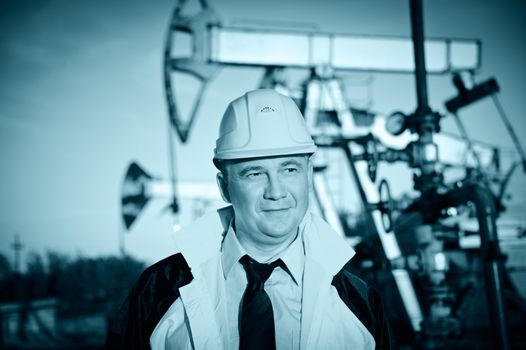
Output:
[{"xmin": 239, "ymin": 254, "xmax": 284, "ymax": 350}]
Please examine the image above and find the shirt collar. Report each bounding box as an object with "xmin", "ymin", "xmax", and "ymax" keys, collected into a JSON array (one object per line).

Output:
[
  {"xmin": 276, "ymin": 228, "xmax": 304, "ymax": 284},
  {"xmin": 221, "ymin": 212, "xmax": 308, "ymax": 284},
  {"xmin": 221, "ymin": 218, "xmax": 246, "ymax": 280}
]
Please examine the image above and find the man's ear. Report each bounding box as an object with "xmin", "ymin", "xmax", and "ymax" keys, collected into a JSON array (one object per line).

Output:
[
  {"xmin": 307, "ymin": 156, "xmax": 314, "ymax": 193},
  {"xmin": 216, "ymin": 172, "xmax": 231, "ymax": 203}
]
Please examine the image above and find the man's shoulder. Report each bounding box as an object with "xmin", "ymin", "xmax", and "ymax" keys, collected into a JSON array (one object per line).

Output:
[
  {"xmin": 105, "ymin": 253, "xmax": 193, "ymax": 350},
  {"xmin": 332, "ymin": 260, "xmax": 397, "ymax": 349},
  {"xmin": 332, "ymin": 260, "xmax": 371, "ymax": 307},
  {"xmin": 304, "ymin": 211, "xmax": 357, "ymax": 274},
  {"xmin": 135, "ymin": 253, "xmax": 193, "ymax": 294},
  {"xmin": 126, "ymin": 252, "xmax": 194, "ymax": 322}
]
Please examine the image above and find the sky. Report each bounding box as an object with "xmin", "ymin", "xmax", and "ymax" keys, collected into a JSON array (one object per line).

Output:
[{"xmin": 1, "ymin": 0, "xmax": 525, "ymax": 265}]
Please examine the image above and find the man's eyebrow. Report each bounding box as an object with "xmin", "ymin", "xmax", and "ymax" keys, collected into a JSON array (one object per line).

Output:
[
  {"xmin": 238, "ymin": 166, "xmax": 265, "ymax": 177},
  {"xmin": 281, "ymin": 159, "xmax": 304, "ymax": 168}
]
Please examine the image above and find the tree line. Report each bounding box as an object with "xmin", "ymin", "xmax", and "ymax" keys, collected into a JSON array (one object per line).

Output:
[{"xmin": 0, "ymin": 251, "xmax": 145, "ymax": 316}]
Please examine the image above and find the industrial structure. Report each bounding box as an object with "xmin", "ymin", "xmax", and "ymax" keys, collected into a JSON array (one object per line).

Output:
[{"xmin": 120, "ymin": 0, "xmax": 526, "ymax": 348}]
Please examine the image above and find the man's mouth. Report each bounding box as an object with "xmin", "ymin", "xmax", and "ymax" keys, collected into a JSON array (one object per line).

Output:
[
  {"xmin": 262, "ymin": 208, "xmax": 291, "ymax": 213},
  {"xmin": 263, "ymin": 208, "xmax": 290, "ymax": 216}
]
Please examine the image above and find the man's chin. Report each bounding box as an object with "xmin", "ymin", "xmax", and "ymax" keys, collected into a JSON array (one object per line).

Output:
[{"xmin": 260, "ymin": 222, "xmax": 299, "ymax": 239}]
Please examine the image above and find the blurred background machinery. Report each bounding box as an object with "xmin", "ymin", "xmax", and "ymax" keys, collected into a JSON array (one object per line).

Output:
[{"xmin": 121, "ymin": 0, "xmax": 526, "ymax": 348}]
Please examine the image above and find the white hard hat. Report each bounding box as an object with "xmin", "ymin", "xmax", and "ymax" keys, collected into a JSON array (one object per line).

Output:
[{"xmin": 213, "ymin": 89, "xmax": 316, "ymax": 166}]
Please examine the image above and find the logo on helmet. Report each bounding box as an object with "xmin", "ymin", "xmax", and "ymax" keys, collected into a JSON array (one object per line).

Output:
[{"xmin": 259, "ymin": 106, "xmax": 275, "ymax": 113}]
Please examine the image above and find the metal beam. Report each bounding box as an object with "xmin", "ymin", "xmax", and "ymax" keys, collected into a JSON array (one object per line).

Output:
[{"xmin": 207, "ymin": 26, "xmax": 480, "ymax": 73}]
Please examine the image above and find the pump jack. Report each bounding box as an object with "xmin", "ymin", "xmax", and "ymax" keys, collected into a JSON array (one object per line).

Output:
[{"xmin": 121, "ymin": 0, "xmax": 526, "ymax": 348}]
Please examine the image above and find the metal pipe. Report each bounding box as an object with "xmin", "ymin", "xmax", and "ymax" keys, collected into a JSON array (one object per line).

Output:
[
  {"xmin": 409, "ymin": 0, "xmax": 429, "ymax": 114},
  {"xmin": 442, "ymin": 184, "xmax": 509, "ymax": 350},
  {"xmin": 471, "ymin": 186, "xmax": 509, "ymax": 350},
  {"xmin": 343, "ymin": 144, "xmax": 424, "ymax": 331},
  {"xmin": 491, "ymin": 94, "xmax": 526, "ymax": 172}
]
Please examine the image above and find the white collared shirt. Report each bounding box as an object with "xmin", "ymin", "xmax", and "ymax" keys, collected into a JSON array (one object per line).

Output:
[
  {"xmin": 150, "ymin": 207, "xmax": 375, "ymax": 350},
  {"xmin": 220, "ymin": 222, "xmax": 304, "ymax": 350}
]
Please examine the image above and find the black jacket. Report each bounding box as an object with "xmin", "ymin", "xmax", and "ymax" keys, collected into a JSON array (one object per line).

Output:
[{"xmin": 106, "ymin": 252, "xmax": 397, "ymax": 350}]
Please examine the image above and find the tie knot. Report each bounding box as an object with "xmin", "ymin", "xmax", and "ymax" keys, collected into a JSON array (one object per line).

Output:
[{"xmin": 239, "ymin": 255, "xmax": 283, "ymax": 284}]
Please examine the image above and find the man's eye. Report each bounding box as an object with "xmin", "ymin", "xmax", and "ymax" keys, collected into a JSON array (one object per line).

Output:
[
  {"xmin": 285, "ymin": 167, "xmax": 298, "ymax": 173},
  {"xmin": 247, "ymin": 172, "xmax": 262, "ymax": 178}
]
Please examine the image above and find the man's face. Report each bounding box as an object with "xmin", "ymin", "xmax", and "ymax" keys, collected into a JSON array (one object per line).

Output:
[{"xmin": 217, "ymin": 154, "xmax": 312, "ymax": 245}]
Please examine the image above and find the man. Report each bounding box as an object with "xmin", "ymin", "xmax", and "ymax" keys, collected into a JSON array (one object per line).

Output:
[{"xmin": 106, "ymin": 89, "xmax": 395, "ymax": 349}]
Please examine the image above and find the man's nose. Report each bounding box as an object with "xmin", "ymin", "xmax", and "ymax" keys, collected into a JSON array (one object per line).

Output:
[{"xmin": 263, "ymin": 174, "xmax": 287, "ymax": 200}]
